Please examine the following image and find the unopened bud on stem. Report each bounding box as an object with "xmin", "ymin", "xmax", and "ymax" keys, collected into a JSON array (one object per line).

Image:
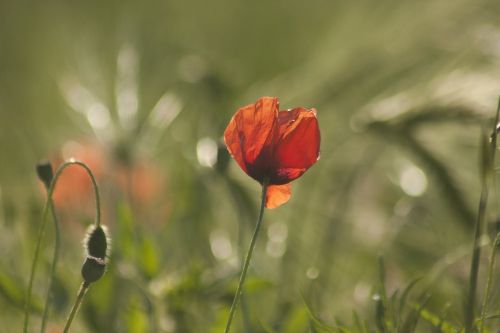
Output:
[
  {"xmin": 82, "ymin": 225, "xmax": 109, "ymax": 284},
  {"xmin": 36, "ymin": 161, "xmax": 54, "ymax": 189}
]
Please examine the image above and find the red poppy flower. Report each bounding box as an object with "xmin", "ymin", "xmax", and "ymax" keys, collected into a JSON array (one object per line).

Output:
[{"xmin": 224, "ymin": 97, "xmax": 320, "ymax": 208}]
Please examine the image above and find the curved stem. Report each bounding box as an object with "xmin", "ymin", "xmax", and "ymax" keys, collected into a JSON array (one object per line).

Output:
[
  {"xmin": 224, "ymin": 180, "xmax": 268, "ymax": 333},
  {"xmin": 479, "ymin": 233, "xmax": 500, "ymax": 332},
  {"xmin": 63, "ymin": 282, "xmax": 90, "ymax": 333},
  {"xmin": 24, "ymin": 160, "xmax": 101, "ymax": 333}
]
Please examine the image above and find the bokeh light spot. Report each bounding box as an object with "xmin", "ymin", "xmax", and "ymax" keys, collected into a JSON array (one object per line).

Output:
[
  {"xmin": 197, "ymin": 137, "xmax": 218, "ymax": 168},
  {"xmin": 209, "ymin": 229, "xmax": 232, "ymax": 260},
  {"xmin": 399, "ymin": 165, "xmax": 428, "ymax": 197}
]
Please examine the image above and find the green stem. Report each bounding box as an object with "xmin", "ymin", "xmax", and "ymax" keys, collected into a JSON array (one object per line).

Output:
[
  {"xmin": 479, "ymin": 233, "xmax": 500, "ymax": 332},
  {"xmin": 24, "ymin": 193, "xmax": 51, "ymax": 333},
  {"xmin": 40, "ymin": 201, "xmax": 60, "ymax": 333},
  {"xmin": 224, "ymin": 180, "xmax": 268, "ymax": 333},
  {"xmin": 465, "ymin": 181, "xmax": 489, "ymax": 333},
  {"xmin": 63, "ymin": 282, "xmax": 90, "ymax": 333},
  {"xmin": 464, "ymin": 99, "xmax": 500, "ymax": 333},
  {"xmin": 24, "ymin": 160, "xmax": 101, "ymax": 333}
]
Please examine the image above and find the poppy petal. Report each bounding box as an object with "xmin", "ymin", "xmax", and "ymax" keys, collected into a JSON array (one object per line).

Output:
[
  {"xmin": 271, "ymin": 108, "xmax": 320, "ymax": 184},
  {"xmin": 265, "ymin": 183, "xmax": 292, "ymax": 209},
  {"xmin": 223, "ymin": 109, "xmax": 249, "ymax": 174},
  {"xmin": 224, "ymin": 97, "xmax": 279, "ymax": 181}
]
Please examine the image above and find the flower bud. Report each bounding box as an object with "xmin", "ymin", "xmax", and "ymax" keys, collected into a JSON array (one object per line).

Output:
[
  {"xmin": 36, "ymin": 161, "xmax": 54, "ymax": 189},
  {"xmin": 82, "ymin": 225, "xmax": 109, "ymax": 284},
  {"xmin": 81, "ymin": 257, "xmax": 106, "ymax": 284},
  {"xmin": 85, "ymin": 225, "xmax": 108, "ymax": 259}
]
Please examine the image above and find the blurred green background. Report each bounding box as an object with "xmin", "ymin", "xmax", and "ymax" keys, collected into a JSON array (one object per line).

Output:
[{"xmin": 2, "ymin": 0, "xmax": 500, "ymax": 332}]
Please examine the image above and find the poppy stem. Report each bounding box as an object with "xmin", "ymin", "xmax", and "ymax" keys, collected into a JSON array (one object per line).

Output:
[
  {"xmin": 24, "ymin": 160, "xmax": 101, "ymax": 333},
  {"xmin": 63, "ymin": 281, "xmax": 90, "ymax": 333},
  {"xmin": 39, "ymin": 200, "xmax": 60, "ymax": 333},
  {"xmin": 24, "ymin": 183, "xmax": 55, "ymax": 333},
  {"xmin": 224, "ymin": 179, "xmax": 268, "ymax": 333}
]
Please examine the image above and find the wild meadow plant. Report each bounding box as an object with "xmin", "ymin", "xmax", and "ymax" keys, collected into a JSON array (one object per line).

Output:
[
  {"xmin": 25, "ymin": 160, "xmax": 109, "ymax": 333},
  {"xmin": 219, "ymin": 97, "xmax": 500, "ymax": 333},
  {"xmin": 21, "ymin": 97, "xmax": 500, "ymax": 332},
  {"xmin": 222, "ymin": 97, "xmax": 320, "ymax": 332}
]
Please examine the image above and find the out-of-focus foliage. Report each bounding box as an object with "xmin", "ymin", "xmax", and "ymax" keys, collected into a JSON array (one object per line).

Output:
[{"xmin": 2, "ymin": 0, "xmax": 500, "ymax": 332}]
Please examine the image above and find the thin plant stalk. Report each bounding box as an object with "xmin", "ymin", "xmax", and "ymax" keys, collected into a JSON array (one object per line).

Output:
[
  {"xmin": 465, "ymin": 162, "xmax": 490, "ymax": 333},
  {"xmin": 464, "ymin": 99, "xmax": 500, "ymax": 333},
  {"xmin": 479, "ymin": 233, "xmax": 500, "ymax": 332},
  {"xmin": 40, "ymin": 201, "xmax": 60, "ymax": 333},
  {"xmin": 24, "ymin": 190, "xmax": 53, "ymax": 333},
  {"xmin": 24, "ymin": 160, "xmax": 101, "ymax": 333},
  {"xmin": 226, "ymin": 178, "xmax": 253, "ymax": 333},
  {"xmin": 224, "ymin": 180, "xmax": 268, "ymax": 333},
  {"xmin": 63, "ymin": 282, "xmax": 90, "ymax": 333}
]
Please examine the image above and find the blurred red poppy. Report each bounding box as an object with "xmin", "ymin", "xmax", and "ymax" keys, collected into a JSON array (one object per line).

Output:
[
  {"xmin": 43, "ymin": 140, "xmax": 169, "ymax": 224},
  {"xmin": 224, "ymin": 97, "xmax": 320, "ymax": 208}
]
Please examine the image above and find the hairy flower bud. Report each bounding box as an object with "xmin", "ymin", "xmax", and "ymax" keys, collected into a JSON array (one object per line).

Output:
[
  {"xmin": 86, "ymin": 225, "xmax": 107, "ymax": 259},
  {"xmin": 82, "ymin": 225, "xmax": 109, "ymax": 284},
  {"xmin": 81, "ymin": 257, "xmax": 106, "ymax": 284}
]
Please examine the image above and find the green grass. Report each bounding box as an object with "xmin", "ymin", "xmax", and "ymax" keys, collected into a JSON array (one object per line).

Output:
[{"xmin": 3, "ymin": 0, "xmax": 500, "ymax": 332}]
